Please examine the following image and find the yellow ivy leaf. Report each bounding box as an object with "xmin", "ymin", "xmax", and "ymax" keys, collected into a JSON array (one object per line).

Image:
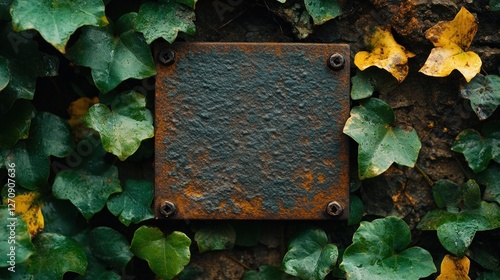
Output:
[
  {"xmin": 68, "ymin": 97, "xmax": 99, "ymax": 128},
  {"xmin": 436, "ymin": 254, "xmax": 471, "ymax": 280},
  {"xmin": 419, "ymin": 7, "xmax": 482, "ymax": 82},
  {"xmin": 3, "ymin": 192, "xmax": 44, "ymax": 238},
  {"xmin": 354, "ymin": 26, "xmax": 415, "ymax": 82}
]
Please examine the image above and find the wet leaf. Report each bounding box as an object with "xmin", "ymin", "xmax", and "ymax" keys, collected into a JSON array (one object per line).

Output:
[
  {"xmin": 66, "ymin": 13, "xmax": 156, "ymax": 93},
  {"xmin": 0, "ymin": 112, "xmax": 74, "ymax": 190},
  {"xmin": 418, "ymin": 180, "xmax": 500, "ymax": 256},
  {"xmin": 460, "ymin": 74, "xmax": 500, "ymax": 120},
  {"xmin": 350, "ymin": 68, "xmax": 399, "ymax": 100},
  {"xmin": 451, "ymin": 121, "xmax": 500, "ymax": 173},
  {"xmin": 2, "ymin": 190, "xmax": 43, "ymax": 238},
  {"xmin": 89, "ymin": 227, "xmax": 133, "ymax": 270},
  {"xmin": 10, "ymin": 0, "xmax": 108, "ymax": 53},
  {"xmin": 419, "ymin": 7, "xmax": 481, "ymax": 82},
  {"xmin": 354, "ymin": 27, "xmax": 415, "ymax": 82},
  {"xmin": 348, "ymin": 194, "xmax": 364, "ymax": 226},
  {"xmin": 340, "ymin": 217, "xmax": 436, "ymax": 280},
  {"xmin": 0, "ymin": 262, "xmax": 30, "ymax": 279},
  {"xmin": 52, "ymin": 136, "xmax": 122, "ymax": 219},
  {"xmin": 468, "ymin": 239, "xmax": 500, "ymax": 270},
  {"xmin": 0, "ymin": 206, "xmax": 35, "ymax": 266},
  {"xmin": 85, "ymin": 91, "xmax": 154, "ymax": 160},
  {"xmin": 343, "ymin": 98, "xmax": 421, "ymax": 179},
  {"xmin": 475, "ymin": 164, "xmax": 500, "ymax": 204},
  {"xmin": 0, "ymin": 99, "xmax": 35, "ymax": 149},
  {"xmin": 27, "ymin": 233, "xmax": 87, "ymax": 278},
  {"xmin": 107, "ymin": 179, "xmax": 154, "ymax": 226},
  {"xmin": 194, "ymin": 223, "xmax": 236, "ymax": 253},
  {"xmin": 0, "ymin": 56, "xmax": 10, "ymax": 90},
  {"xmin": 491, "ymin": 0, "xmax": 500, "ymax": 11},
  {"xmin": 0, "ymin": 24, "xmax": 58, "ymax": 113},
  {"xmin": 304, "ymin": 0, "xmax": 342, "ymax": 25},
  {"xmin": 282, "ymin": 227, "xmax": 338, "ymax": 280},
  {"xmin": 41, "ymin": 198, "xmax": 87, "ymax": 238},
  {"xmin": 130, "ymin": 226, "xmax": 191, "ymax": 280},
  {"xmin": 436, "ymin": 255, "xmax": 470, "ymax": 280},
  {"xmin": 176, "ymin": 0, "xmax": 198, "ymax": 9},
  {"xmin": 243, "ymin": 265, "xmax": 298, "ymax": 280},
  {"xmin": 0, "ymin": 0, "xmax": 12, "ymax": 20},
  {"xmin": 136, "ymin": 0, "xmax": 196, "ymax": 44}
]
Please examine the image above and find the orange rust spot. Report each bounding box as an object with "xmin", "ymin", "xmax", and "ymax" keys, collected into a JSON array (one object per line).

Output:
[
  {"xmin": 301, "ymin": 171, "xmax": 314, "ymax": 191},
  {"xmin": 318, "ymin": 174, "xmax": 325, "ymax": 183},
  {"xmin": 323, "ymin": 159, "xmax": 336, "ymax": 167}
]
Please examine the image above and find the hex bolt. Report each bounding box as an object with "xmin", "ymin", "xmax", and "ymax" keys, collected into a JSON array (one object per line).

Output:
[
  {"xmin": 159, "ymin": 48, "xmax": 175, "ymax": 66},
  {"xmin": 325, "ymin": 201, "xmax": 343, "ymax": 217},
  {"xmin": 328, "ymin": 53, "xmax": 345, "ymax": 70},
  {"xmin": 160, "ymin": 201, "xmax": 176, "ymax": 218}
]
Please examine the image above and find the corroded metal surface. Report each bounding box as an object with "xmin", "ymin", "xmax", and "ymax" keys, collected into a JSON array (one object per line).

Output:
[{"xmin": 155, "ymin": 43, "xmax": 350, "ymax": 219}]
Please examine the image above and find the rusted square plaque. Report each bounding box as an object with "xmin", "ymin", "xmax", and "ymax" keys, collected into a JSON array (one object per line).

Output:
[{"xmin": 155, "ymin": 43, "xmax": 350, "ymax": 220}]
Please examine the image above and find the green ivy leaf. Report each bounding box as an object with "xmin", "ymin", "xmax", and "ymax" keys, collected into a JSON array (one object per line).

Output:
[
  {"xmin": 77, "ymin": 256, "xmax": 121, "ymax": 280},
  {"xmin": 194, "ymin": 223, "xmax": 236, "ymax": 253},
  {"xmin": 0, "ymin": 56, "xmax": 10, "ymax": 90},
  {"xmin": 282, "ymin": 227, "xmax": 338, "ymax": 280},
  {"xmin": 475, "ymin": 164, "xmax": 500, "ymax": 204},
  {"xmin": 351, "ymin": 69, "xmax": 375, "ymax": 100},
  {"xmin": 0, "ymin": 206, "xmax": 35, "ymax": 266},
  {"xmin": 243, "ymin": 265, "xmax": 298, "ymax": 280},
  {"xmin": 348, "ymin": 194, "xmax": 364, "ymax": 226},
  {"xmin": 0, "ymin": 263, "xmax": 30, "ymax": 279},
  {"xmin": 350, "ymin": 68, "xmax": 398, "ymax": 100},
  {"xmin": 451, "ymin": 121, "xmax": 500, "ymax": 173},
  {"xmin": 89, "ymin": 227, "xmax": 133, "ymax": 270},
  {"xmin": 490, "ymin": 0, "xmax": 500, "ymax": 11},
  {"xmin": 107, "ymin": 179, "xmax": 154, "ymax": 226},
  {"xmin": 27, "ymin": 233, "xmax": 87, "ymax": 279},
  {"xmin": 0, "ymin": 0, "xmax": 12, "ymax": 20},
  {"xmin": 10, "ymin": 0, "xmax": 108, "ymax": 53},
  {"xmin": 343, "ymin": 98, "xmax": 421, "ymax": 179},
  {"xmin": 136, "ymin": 0, "xmax": 196, "ymax": 44},
  {"xmin": 52, "ymin": 136, "xmax": 122, "ymax": 219},
  {"xmin": 418, "ymin": 180, "xmax": 500, "ymax": 256},
  {"xmin": 341, "ymin": 216, "xmax": 436, "ymax": 280},
  {"xmin": 67, "ymin": 13, "xmax": 156, "ymax": 93},
  {"xmin": 460, "ymin": 74, "xmax": 500, "ymax": 120},
  {"xmin": 0, "ymin": 112, "xmax": 74, "ymax": 190},
  {"xmin": 0, "ymin": 99, "xmax": 35, "ymax": 149},
  {"xmin": 0, "ymin": 24, "xmax": 58, "ymax": 113},
  {"xmin": 176, "ymin": 0, "xmax": 198, "ymax": 9},
  {"xmin": 130, "ymin": 226, "xmax": 191, "ymax": 280},
  {"xmin": 85, "ymin": 91, "xmax": 154, "ymax": 160},
  {"xmin": 41, "ymin": 198, "xmax": 88, "ymax": 238},
  {"xmin": 304, "ymin": 0, "xmax": 342, "ymax": 25}
]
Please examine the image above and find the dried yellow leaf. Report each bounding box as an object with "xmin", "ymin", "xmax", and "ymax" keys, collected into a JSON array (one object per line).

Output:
[
  {"xmin": 436, "ymin": 254, "xmax": 471, "ymax": 280},
  {"xmin": 3, "ymin": 192, "xmax": 44, "ymax": 238},
  {"xmin": 67, "ymin": 96, "xmax": 99, "ymax": 128},
  {"xmin": 419, "ymin": 7, "xmax": 482, "ymax": 82},
  {"xmin": 354, "ymin": 26, "xmax": 415, "ymax": 82}
]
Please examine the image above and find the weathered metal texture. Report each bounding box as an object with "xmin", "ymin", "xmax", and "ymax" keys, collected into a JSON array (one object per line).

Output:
[{"xmin": 155, "ymin": 43, "xmax": 350, "ymax": 220}]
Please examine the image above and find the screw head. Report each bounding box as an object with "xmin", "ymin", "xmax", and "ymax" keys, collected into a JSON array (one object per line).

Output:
[
  {"xmin": 325, "ymin": 201, "xmax": 343, "ymax": 217},
  {"xmin": 328, "ymin": 53, "xmax": 345, "ymax": 70},
  {"xmin": 159, "ymin": 48, "xmax": 175, "ymax": 66},
  {"xmin": 160, "ymin": 201, "xmax": 176, "ymax": 218}
]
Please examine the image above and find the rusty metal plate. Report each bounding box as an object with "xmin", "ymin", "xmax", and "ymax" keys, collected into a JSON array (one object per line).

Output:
[{"xmin": 155, "ymin": 43, "xmax": 350, "ymax": 220}]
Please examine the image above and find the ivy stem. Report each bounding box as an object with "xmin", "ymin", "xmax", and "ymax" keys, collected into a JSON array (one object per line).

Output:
[{"xmin": 415, "ymin": 164, "xmax": 434, "ymax": 186}]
